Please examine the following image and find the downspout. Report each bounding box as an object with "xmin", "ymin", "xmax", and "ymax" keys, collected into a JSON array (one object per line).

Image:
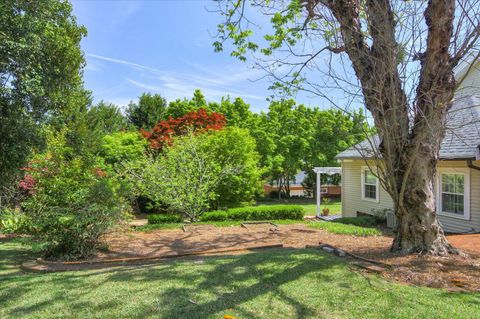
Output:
[{"xmin": 467, "ymin": 159, "xmax": 480, "ymax": 171}]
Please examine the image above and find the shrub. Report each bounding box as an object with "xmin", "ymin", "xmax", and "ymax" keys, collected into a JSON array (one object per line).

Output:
[
  {"xmin": 23, "ymin": 132, "xmax": 127, "ymax": 260},
  {"xmin": 148, "ymin": 214, "xmax": 183, "ymax": 224},
  {"xmin": 100, "ymin": 131, "xmax": 147, "ymax": 166},
  {"xmin": 227, "ymin": 207, "xmax": 252, "ymax": 220},
  {"xmin": 334, "ymin": 216, "xmax": 378, "ymax": 227},
  {"xmin": 0, "ymin": 208, "xmax": 31, "ymax": 234},
  {"xmin": 370, "ymin": 208, "xmax": 391, "ymax": 222},
  {"xmin": 200, "ymin": 210, "xmax": 228, "ymax": 221},
  {"xmin": 202, "ymin": 205, "xmax": 304, "ymax": 222}
]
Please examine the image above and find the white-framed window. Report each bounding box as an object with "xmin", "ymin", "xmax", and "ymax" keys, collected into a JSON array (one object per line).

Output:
[
  {"xmin": 320, "ymin": 187, "xmax": 328, "ymax": 194},
  {"xmin": 361, "ymin": 166, "xmax": 379, "ymax": 202},
  {"xmin": 436, "ymin": 168, "xmax": 470, "ymax": 220}
]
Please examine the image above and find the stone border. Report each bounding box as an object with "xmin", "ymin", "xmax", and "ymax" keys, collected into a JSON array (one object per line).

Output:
[
  {"xmin": 22, "ymin": 241, "xmax": 393, "ymax": 274},
  {"xmin": 241, "ymin": 221, "xmax": 278, "ymax": 229},
  {"xmin": 308, "ymin": 242, "xmax": 392, "ymax": 272},
  {"xmin": 21, "ymin": 244, "xmax": 285, "ymax": 273}
]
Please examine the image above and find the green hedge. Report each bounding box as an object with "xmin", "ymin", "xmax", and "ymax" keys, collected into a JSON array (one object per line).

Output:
[
  {"xmin": 201, "ymin": 205, "xmax": 304, "ymax": 222},
  {"xmin": 148, "ymin": 214, "xmax": 183, "ymax": 224},
  {"xmin": 200, "ymin": 210, "xmax": 229, "ymax": 221}
]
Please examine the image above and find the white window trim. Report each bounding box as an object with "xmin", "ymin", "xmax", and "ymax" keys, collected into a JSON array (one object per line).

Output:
[
  {"xmin": 436, "ymin": 167, "xmax": 470, "ymax": 220},
  {"xmin": 361, "ymin": 166, "xmax": 380, "ymax": 203}
]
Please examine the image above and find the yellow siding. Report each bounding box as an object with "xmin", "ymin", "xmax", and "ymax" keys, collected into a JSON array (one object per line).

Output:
[
  {"xmin": 436, "ymin": 161, "xmax": 480, "ymax": 233},
  {"xmin": 341, "ymin": 159, "xmax": 393, "ymax": 217},
  {"xmin": 341, "ymin": 159, "xmax": 480, "ymax": 233}
]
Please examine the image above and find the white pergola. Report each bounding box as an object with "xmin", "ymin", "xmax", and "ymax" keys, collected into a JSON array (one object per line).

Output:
[{"xmin": 313, "ymin": 167, "xmax": 342, "ymax": 217}]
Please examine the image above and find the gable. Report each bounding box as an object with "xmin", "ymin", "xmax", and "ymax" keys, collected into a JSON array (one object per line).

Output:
[{"xmin": 337, "ymin": 95, "xmax": 480, "ymax": 160}]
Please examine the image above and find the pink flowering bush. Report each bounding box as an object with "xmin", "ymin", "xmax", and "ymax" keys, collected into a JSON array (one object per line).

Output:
[{"xmin": 23, "ymin": 133, "xmax": 127, "ymax": 260}]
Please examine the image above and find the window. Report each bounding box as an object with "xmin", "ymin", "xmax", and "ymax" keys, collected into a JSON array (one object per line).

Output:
[
  {"xmin": 361, "ymin": 167, "xmax": 379, "ymax": 202},
  {"xmin": 320, "ymin": 187, "xmax": 328, "ymax": 194},
  {"xmin": 437, "ymin": 168, "xmax": 470, "ymax": 220}
]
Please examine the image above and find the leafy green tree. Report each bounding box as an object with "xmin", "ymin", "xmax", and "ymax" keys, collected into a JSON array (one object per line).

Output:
[
  {"xmin": 165, "ymin": 89, "xmax": 208, "ymax": 119},
  {"xmin": 130, "ymin": 132, "xmax": 225, "ymax": 221},
  {"xmin": 126, "ymin": 93, "xmax": 167, "ymax": 129},
  {"xmin": 301, "ymin": 109, "xmax": 370, "ymax": 195},
  {"xmin": 54, "ymin": 100, "xmax": 129, "ymax": 160},
  {"xmin": 100, "ymin": 131, "xmax": 148, "ymax": 210},
  {"xmin": 210, "ymin": 96, "xmax": 254, "ymax": 129},
  {"xmin": 0, "ymin": 0, "xmax": 86, "ymax": 189},
  {"xmin": 101, "ymin": 131, "xmax": 147, "ymax": 166},
  {"xmin": 263, "ymin": 100, "xmax": 312, "ymax": 198},
  {"xmin": 247, "ymin": 112, "xmax": 277, "ymax": 172},
  {"xmin": 129, "ymin": 126, "xmax": 261, "ymax": 219},
  {"xmin": 61, "ymin": 103, "xmax": 105, "ymax": 158},
  {"xmin": 87, "ymin": 101, "xmax": 128, "ymax": 134},
  {"xmin": 206, "ymin": 127, "xmax": 262, "ymax": 208}
]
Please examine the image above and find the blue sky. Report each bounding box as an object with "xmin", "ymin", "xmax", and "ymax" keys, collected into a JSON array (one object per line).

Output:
[{"xmin": 72, "ymin": 0, "xmax": 329, "ymax": 113}]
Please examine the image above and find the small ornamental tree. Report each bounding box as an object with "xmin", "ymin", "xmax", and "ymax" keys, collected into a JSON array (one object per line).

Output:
[
  {"xmin": 129, "ymin": 132, "xmax": 225, "ymax": 221},
  {"xmin": 127, "ymin": 128, "xmax": 259, "ymax": 220},
  {"xmin": 141, "ymin": 108, "xmax": 226, "ymax": 151}
]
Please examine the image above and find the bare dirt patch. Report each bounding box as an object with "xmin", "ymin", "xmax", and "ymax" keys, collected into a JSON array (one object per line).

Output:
[{"xmin": 100, "ymin": 224, "xmax": 480, "ymax": 291}]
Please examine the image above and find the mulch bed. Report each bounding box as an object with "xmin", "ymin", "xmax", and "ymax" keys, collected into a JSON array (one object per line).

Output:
[
  {"xmin": 14, "ymin": 224, "xmax": 480, "ymax": 291},
  {"xmin": 102, "ymin": 224, "xmax": 480, "ymax": 291}
]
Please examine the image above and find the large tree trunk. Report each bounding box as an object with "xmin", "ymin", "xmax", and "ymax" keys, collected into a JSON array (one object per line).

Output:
[
  {"xmin": 323, "ymin": 0, "xmax": 458, "ymax": 255},
  {"xmin": 390, "ymin": 154, "xmax": 455, "ymax": 255}
]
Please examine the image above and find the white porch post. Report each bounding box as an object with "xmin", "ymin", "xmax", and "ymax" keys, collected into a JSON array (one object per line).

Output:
[
  {"xmin": 316, "ymin": 170, "xmax": 321, "ymax": 217},
  {"xmin": 313, "ymin": 167, "xmax": 341, "ymax": 218}
]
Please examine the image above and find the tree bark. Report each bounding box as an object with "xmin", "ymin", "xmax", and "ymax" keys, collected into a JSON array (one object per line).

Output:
[{"xmin": 391, "ymin": 153, "xmax": 456, "ymax": 255}]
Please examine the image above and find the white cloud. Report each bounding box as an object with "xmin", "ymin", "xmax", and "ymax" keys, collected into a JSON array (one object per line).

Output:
[
  {"xmin": 87, "ymin": 53, "xmax": 266, "ymax": 103},
  {"xmin": 86, "ymin": 54, "xmax": 163, "ymax": 74},
  {"xmin": 126, "ymin": 79, "xmax": 164, "ymax": 93},
  {"xmin": 84, "ymin": 59, "xmax": 104, "ymax": 72}
]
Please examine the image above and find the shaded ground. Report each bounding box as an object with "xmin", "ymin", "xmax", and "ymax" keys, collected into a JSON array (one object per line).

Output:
[{"xmin": 103, "ymin": 225, "xmax": 480, "ymax": 291}]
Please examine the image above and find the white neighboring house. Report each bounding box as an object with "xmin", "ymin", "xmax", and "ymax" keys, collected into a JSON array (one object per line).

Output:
[{"xmin": 336, "ymin": 59, "xmax": 480, "ymax": 233}]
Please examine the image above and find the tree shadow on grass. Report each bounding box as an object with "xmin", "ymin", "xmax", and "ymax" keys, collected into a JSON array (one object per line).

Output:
[
  {"xmin": 0, "ymin": 246, "xmax": 345, "ymax": 318},
  {"xmin": 0, "ymin": 237, "xmax": 38, "ymax": 276},
  {"xmin": 99, "ymin": 248, "xmax": 342, "ymax": 319},
  {"xmin": 1, "ymin": 242, "xmax": 480, "ymax": 318}
]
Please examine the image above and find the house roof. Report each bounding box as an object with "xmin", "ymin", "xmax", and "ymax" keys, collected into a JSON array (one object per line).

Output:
[{"xmin": 336, "ymin": 95, "xmax": 480, "ymax": 160}]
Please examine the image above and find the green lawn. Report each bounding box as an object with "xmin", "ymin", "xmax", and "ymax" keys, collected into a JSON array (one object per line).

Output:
[
  {"xmin": 0, "ymin": 238, "xmax": 478, "ymax": 319},
  {"xmin": 255, "ymin": 199, "xmax": 342, "ymax": 215}
]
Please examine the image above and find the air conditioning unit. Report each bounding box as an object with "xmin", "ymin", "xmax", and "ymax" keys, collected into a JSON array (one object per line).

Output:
[{"xmin": 386, "ymin": 210, "xmax": 397, "ymax": 229}]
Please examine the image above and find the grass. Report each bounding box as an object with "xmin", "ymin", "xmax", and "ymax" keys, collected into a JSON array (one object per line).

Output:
[
  {"xmin": 137, "ymin": 219, "xmax": 382, "ymax": 236},
  {"xmin": 1, "ymin": 238, "xmax": 479, "ymax": 318},
  {"xmin": 255, "ymin": 199, "xmax": 342, "ymax": 215},
  {"xmin": 304, "ymin": 221, "xmax": 381, "ymax": 236}
]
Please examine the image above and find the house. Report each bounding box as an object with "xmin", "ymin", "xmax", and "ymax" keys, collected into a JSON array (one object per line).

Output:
[
  {"xmin": 263, "ymin": 171, "xmax": 341, "ymax": 198},
  {"xmin": 336, "ymin": 59, "xmax": 480, "ymax": 233},
  {"xmin": 263, "ymin": 171, "xmax": 311, "ymax": 197},
  {"xmin": 319, "ymin": 185, "xmax": 341, "ymax": 198}
]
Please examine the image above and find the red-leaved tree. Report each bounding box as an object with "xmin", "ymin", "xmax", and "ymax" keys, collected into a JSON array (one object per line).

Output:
[{"xmin": 141, "ymin": 108, "xmax": 226, "ymax": 151}]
